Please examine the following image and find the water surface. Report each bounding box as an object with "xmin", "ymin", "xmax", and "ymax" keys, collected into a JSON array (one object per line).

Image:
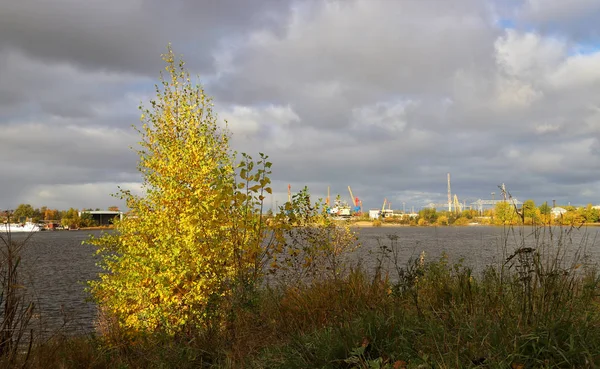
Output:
[{"xmin": 6, "ymin": 225, "xmax": 599, "ymax": 336}]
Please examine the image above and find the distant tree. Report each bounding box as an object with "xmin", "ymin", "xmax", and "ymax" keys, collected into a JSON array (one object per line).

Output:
[
  {"xmin": 12, "ymin": 204, "xmax": 35, "ymax": 223},
  {"xmin": 522, "ymin": 199, "xmax": 539, "ymax": 224},
  {"xmin": 418, "ymin": 208, "xmax": 438, "ymax": 224},
  {"xmin": 79, "ymin": 212, "xmax": 96, "ymax": 227},
  {"xmin": 108, "ymin": 206, "xmax": 120, "ymax": 212},
  {"xmin": 539, "ymin": 202, "xmax": 551, "ymax": 215},
  {"xmin": 44, "ymin": 209, "xmax": 59, "ymax": 221},
  {"xmin": 537, "ymin": 202, "xmax": 552, "ymax": 224},
  {"xmin": 399, "ymin": 214, "xmax": 411, "ymax": 225},
  {"xmin": 454, "ymin": 217, "xmax": 470, "ymax": 226},
  {"xmin": 61, "ymin": 208, "xmax": 81, "ymax": 229},
  {"xmin": 561, "ymin": 208, "xmax": 585, "ymax": 226},
  {"xmin": 522, "ymin": 199, "xmax": 536, "ymax": 217},
  {"xmin": 460, "ymin": 209, "xmax": 476, "ymax": 219},
  {"xmin": 436, "ymin": 215, "xmax": 449, "ymax": 226},
  {"xmin": 582, "ymin": 204, "xmax": 600, "ymax": 223},
  {"xmin": 494, "ymin": 202, "xmax": 519, "ymax": 225}
]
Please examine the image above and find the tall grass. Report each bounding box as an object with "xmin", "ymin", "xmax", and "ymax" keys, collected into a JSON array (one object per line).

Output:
[
  {"xmin": 248, "ymin": 223, "xmax": 600, "ymax": 368},
  {"xmin": 0, "ymin": 213, "xmax": 36, "ymax": 367}
]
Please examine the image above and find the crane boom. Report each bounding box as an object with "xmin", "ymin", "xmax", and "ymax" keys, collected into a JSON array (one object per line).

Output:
[
  {"xmin": 453, "ymin": 194, "xmax": 462, "ymax": 213},
  {"xmin": 348, "ymin": 186, "xmax": 356, "ymax": 207}
]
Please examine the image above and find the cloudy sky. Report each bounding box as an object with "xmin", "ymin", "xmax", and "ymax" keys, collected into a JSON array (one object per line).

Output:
[{"xmin": 1, "ymin": 0, "xmax": 600, "ymax": 212}]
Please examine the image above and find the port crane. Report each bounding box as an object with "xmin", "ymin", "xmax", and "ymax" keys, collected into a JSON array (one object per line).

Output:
[
  {"xmin": 380, "ymin": 198, "xmax": 393, "ymax": 218},
  {"xmin": 453, "ymin": 194, "xmax": 462, "ymax": 213},
  {"xmin": 347, "ymin": 186, "xmax": 362, "ymax": 215}
]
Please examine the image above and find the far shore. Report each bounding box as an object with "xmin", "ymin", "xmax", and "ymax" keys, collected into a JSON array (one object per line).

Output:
[
  {"xmin": 348, "ymin": 220, "xmax": 408, "ymax": 228},
  {"xmin": 344, "ymin": 220, "xmax": 600, "ymax": 228}
]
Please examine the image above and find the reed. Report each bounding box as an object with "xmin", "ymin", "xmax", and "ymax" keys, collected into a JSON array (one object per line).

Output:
[{"xmin": 0, "ymin": 211, "xmax": 36, "ymax": 367}]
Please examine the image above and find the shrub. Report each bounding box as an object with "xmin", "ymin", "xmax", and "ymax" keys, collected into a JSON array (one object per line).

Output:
[
  {"xmin": 435, "ymin": 215, "xmax": 448, "ymax": 226},
  {"xmin": 88, "ymin": 48, "xmax": 276, "ymax": 336},
  {"xmin": 88, "ymin": 48, "xmax": 358, "ymax": 339},
  {"xmin": 453, "ymin": 216, "xmax": 470, "ymax": 226}
]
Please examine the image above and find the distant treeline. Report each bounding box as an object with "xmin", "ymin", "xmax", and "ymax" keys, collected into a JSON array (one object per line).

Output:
[
  {"xmin": 378, "ymin": 200, "xmax": 600, "ymax": 226},
  {"xmin": 0, "ymin": 204, "xmax": 120, "ymax": 228}
]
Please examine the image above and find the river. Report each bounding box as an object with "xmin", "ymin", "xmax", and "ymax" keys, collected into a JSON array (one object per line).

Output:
[{"xmin": 7, "ymin": 225, "xmax": 600, "ymax": 336}]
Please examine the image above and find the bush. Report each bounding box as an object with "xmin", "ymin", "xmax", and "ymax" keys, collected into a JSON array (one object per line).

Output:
[
  {"xmin": 453, "ymin": 216, "xmax": 470, "ymax": 226},
  {"xmin": 435, "ymin": 215, "xmax": 448, "ymax": 226},
  {"xmin": 88, "ymin": 48, "xmax": 358, "ymax": 339}
]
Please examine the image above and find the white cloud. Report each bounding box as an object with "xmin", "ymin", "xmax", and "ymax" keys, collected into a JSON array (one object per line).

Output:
[
  {"xmin": 493, "ymin": 77, "xmax": 542, "ymax": 110},
  {"xmin": 548, "ymin": 51, "xmax": 600, "ymax": 88},
  {"xmin": 494, "ymin": 30, "xmax": 565, "ymax": 80},
  {"xmin": 220, "ymin": 104, "xmax": 300, "ymax": 137},
  {"xmin": 351, "ymin": 100, "xmax": 416, "ymax": 133},
  {"xmin": 535, "ymin": 123, "xmax": 561, "ymax": 134}
]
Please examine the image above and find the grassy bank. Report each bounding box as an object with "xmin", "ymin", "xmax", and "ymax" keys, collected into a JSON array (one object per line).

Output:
[{"xmin": 7, "ymin": 226, "xmax": 600, "ymax": 368}]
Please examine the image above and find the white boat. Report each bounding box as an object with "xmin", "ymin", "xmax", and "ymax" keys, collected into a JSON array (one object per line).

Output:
[
  {"xmin": 327, "ymin": 199, "xmax": 352, "ymax": 218},
  {"xmin": 1, "ymin": 222, "xmax": 41, "ymax": 233}
]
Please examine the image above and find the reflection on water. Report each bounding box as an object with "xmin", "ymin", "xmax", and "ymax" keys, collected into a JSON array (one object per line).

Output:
[{"xmin": 8, "ymin": 226, "xmax": 600, "ymax": 336}]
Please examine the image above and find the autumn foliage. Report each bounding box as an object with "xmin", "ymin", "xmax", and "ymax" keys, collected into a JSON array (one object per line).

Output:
[{"xmin": 88, "ymin": 48, "xmax": 356, "ymax": 337}]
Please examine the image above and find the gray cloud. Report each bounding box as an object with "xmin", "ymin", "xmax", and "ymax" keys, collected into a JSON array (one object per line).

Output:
[
  {"xmin": 1, "ymin": 0, "xmax": 599, "ymax": 211},
  {"xmin": 0, "ymin": 0, "xmax": 294, "ymax": 75}
]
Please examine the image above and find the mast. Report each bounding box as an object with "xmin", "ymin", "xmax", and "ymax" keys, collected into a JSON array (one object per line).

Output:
[{"xmin": 447, "ymin": 173, "xmax": 452, "ymax": 212}]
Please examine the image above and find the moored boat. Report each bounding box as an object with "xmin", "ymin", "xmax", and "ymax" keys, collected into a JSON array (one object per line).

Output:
[{"xmin": 1, "ymin": 222, "xmax": 42, "ymax": 233}]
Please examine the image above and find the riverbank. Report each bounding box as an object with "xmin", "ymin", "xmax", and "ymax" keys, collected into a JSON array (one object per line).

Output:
[
  {"xmin": 10, "ymin": 225, "xmax": 600, "ymax": 368},
  {"xmin": 346, "ymin": 220, "xmax": 600, "ymax": 228},
  {"xmin": 6, "ymin": 225, "xmax": 600, "ymax": 368},
  {"xmin": 18, "ymin": 249, "xmax": 600, "ymax": 368},
  {"xmin": 349, "ymin": 220, "xmax": 406, "ymax": 227},
  {"xmin": 79, "ymin": 226, "xmax": 114, "ymax": 230}
]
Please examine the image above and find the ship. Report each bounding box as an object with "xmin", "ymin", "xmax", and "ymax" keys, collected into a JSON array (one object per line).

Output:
[
  {"xmin": 1, "ymin": 222, "xmax": 42, "ymax": 233},
  {"xmin": 327, "ymin": 199, "xmax": 352, "ymax": 218}
]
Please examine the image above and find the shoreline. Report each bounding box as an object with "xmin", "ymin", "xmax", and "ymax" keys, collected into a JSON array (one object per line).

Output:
[{"xmin": 344, "ymin": 220, "xmax": 600, "ymax": 228}]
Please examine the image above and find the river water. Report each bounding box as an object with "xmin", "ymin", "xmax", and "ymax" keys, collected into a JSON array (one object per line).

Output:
[{"xmin": 7, "ymin": 225, "xmax": 600, "ymax": 336}]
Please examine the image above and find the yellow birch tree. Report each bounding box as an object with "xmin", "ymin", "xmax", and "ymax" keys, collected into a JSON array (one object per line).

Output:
[
  {"xmin": 89, "ymin": 47, "xmax": 256, "ymax": 335},
  {"xmin": 89, "ymin": 47, "xmax": 358, "ymax": 338}
]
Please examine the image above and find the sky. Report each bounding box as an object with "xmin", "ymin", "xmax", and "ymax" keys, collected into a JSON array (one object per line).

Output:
[{"xmin": 1, "ymin": 0, "xmax": 600, "ymax": 212}]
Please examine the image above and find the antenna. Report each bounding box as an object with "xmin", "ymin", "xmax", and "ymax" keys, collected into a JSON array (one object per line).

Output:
[{"xmin": 447, "ymin": 173, "xmax": 452, "ymax": 212}]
